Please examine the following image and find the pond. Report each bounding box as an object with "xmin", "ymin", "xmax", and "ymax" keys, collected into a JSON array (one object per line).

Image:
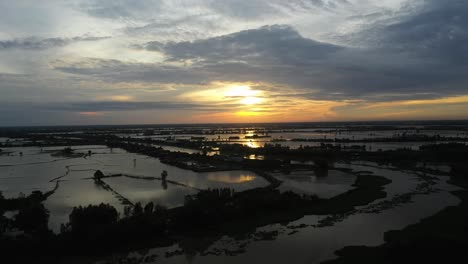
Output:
[
  {"xmin": 105, "ymin": 163, "xmax": 461, "ymax": 264},
  {"xmin": 0, "ymin": 146, "xmax": 268, "ymax": 232},
  {"xmin": 271, "ymin": 169, "xmax": 356, "ymax": 198},
  {"xmin": 1, "ymin": 145, "xmax": 463, "ymax": 263}
]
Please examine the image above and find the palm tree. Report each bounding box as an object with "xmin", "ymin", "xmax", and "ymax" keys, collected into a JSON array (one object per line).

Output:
[{"xmin": 161, "ymin": 170, "xmax": 168, "ymax": 180}]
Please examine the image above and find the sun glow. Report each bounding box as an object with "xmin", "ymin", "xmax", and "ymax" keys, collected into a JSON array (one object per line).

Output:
[
  {"xmin": 225, "ymin": 85, "xmax": 263, "ymax": 105},
  {"xmin": 207, "ymin": 174, "xmax": 256, "ymax": 183},
  {"xmin": 236, "ymin": 111, "xmax": 262, "ymax": 116},
  {"xmin": 180, "ymin": 82, "xmax": 352, "ymax": 122},
  {"xmin": 224, "ymin": 85, "xmax": 259, "ymax": 97},
  {"xmin": 240, "ymin": 96, "xmax": 263, "ymax": 105}
]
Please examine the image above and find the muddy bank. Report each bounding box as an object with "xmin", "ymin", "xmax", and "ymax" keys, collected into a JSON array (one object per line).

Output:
[{"xmin": 323, "ymin": 172, "xmax": 468, "ymax": 264}]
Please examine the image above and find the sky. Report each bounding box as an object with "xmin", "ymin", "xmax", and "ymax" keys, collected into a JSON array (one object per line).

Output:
[{"xmin": 1, "ymin": 0, "xmax": 468, "ymax": 126}]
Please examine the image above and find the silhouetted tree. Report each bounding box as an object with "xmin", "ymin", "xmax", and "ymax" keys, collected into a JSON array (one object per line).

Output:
[
  {"xmin": 68, "ymin": 203, "xmax": 118, "ymax": 235},
  {"xmin": 133, "ymin": 202, "xmax": 143, "ymax": 216},
  {"xmin": 144, "ymin": 202, "xmax": 154, "ymax": 215},
  {"xmin": 161, "ymin": 170, "xmax": 168, "ymax": 180},
  {"xmin": 94, "ymin": 170, "xmax": 104, "ymax": 179},
  {"xmin": 62, "ymin": 147, "xmax": 73, "ymax": 154},
  {"xmin": 15, "ymin": 203, "xmax": 49, "ymax": 234}
]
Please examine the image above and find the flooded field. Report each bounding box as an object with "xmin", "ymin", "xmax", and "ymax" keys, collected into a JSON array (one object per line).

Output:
[
  {"xmin": 4, "ymin": 144, "xmax": 458, "ymax": 263},
  {"xmin": 109, "ymin": 163, "xmax": 460, "ymax": 264},
  {"xmin": 1, "ymin": 122, "xmax": 467, "ymax": 263},
  {"xmin": 271, "ymin": 170, "xmax": 356, "ymax": 198},
  {"xmin": 0, "ymin": 145, "xmax": 268, "ymax": 232},
  {"xmin": 121, "ymin": 127, "xmax": 468, "ymax": 152}
]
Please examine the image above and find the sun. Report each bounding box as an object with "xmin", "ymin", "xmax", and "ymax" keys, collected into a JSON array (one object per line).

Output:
[
  {"xmin": 240, "ymin": 96, "xmax": 263, "ymax": 105},
  {"xmin": 224, "ymin": 85, "xmax": 263, "ymax": 105},
  {"xmin": 224, "ymin": 85, "xmax": 259, "ymax": 97}
]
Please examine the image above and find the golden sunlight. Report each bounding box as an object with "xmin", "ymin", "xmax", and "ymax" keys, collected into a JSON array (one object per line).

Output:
[
  {"xmin": 224, "ymin": 85, "xmax": 263, "ymax": 105},
  {"xmin": 78, "ymin": 112, "xmax": 103, "ymax": 116},
  {"xmin": 207, "ymin": 174, "xmax": 256, "ymax": 183},
  {"xmin": 240, "ymin": 96, "xmax": 263, "ymax": 105},
  {"xmin": 236, "ymin": 111, "xmax": 262, "ymax": 116},
  {"xmin": 180, "ymin": 82, "xmax": 348, "ymax": 122},
  {"xmin": 224, "ymin": 85, "xmax": 259, "ymax": 97}
]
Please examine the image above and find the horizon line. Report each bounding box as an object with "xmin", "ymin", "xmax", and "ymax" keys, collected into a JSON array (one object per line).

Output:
[{"xmin": 2, "ymin": 119, "xmax": 468, "ymax": 129}]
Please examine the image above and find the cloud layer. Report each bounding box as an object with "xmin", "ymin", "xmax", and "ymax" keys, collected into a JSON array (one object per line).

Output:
[
  {"xmin": 0, "ymin": 0, "xmax": 467, "ymax": 125},
  {"xmin": 0, "ymin": 35, "xmax": 110, "ymax": 50}
]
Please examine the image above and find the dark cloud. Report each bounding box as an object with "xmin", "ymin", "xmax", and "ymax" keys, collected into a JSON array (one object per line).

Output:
[
  {"xmin": 142, "ymin": 16, "xmax": 468, "ymax": 100},
  {"xmin": 55, "ymin": 1, "xmax": 468, "ymax": 103},
  {"xmin": 355, "ymin": 0, "xmax": 468, "ymax": 62},
  {"xmin": 52, "ymin": 58, "xmax": 209, "ymax": 84},
  {"xmin": 143, "ymin": 25, "xmax": 341, "ymax": 65},
  {"xmin": 42, "ymin": 101, "xmax": 203, "ymax": 112},
  {"xmin": 0, "ymin": 100, "xmax": 244, "ymax": 126},
  {"xmin": 0, "ymin": 100, "xmax": 236, "ymax": 114},
  {"xmin": 0, "ymin": 35, "xmax": 110, "ymax": 50}
]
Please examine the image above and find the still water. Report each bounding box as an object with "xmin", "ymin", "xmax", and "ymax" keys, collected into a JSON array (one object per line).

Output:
[
  {"xmin": 100, "ymin": 163, "xmax": 460, "ymax": 264},
  {"xmin": 0, "ymin": 146, "xmax": 268, "ymax": 232},
  {"xmin": 0, "ymin": 145, "xmax": 461, "ymax": 263}
]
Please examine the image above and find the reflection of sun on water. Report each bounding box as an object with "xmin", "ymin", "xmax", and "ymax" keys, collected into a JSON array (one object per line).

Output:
[
  {"xmin": 245, "ymin": 141, "xmax": 262, "ymax": 148},
  {"xmin": 207, "ymin": 174, "xmax": 256, "ymax": 183}
]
